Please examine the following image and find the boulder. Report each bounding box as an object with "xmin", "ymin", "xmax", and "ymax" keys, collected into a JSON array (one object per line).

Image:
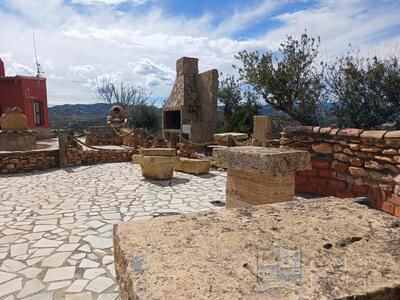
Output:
[{"xmin": 175, "ymin": 157, "xmax": 210, "ymax": 175}]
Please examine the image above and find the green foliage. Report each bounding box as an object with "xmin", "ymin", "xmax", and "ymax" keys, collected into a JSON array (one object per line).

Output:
[
  {"xmin": 328, "ymin": 53, "xmax": 400, "ymax": 129},
  {"xmin": 127, "ymin": 103, "xmax": 161, "ymax": 134},
  {"xmin": 218, "ymin": 75, "xmax": 261, "ymax": 133},
  {"xmin": 235, "ymin": 32, "xmax": 326, "ymax": 126}
]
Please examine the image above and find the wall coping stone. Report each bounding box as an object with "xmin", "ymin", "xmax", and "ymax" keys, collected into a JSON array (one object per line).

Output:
[
  {"xmin": 360, "ymin": 131, "xmax": 387, "ymax": 139},
  {"xmin": 337, "ymin": 128, "xmax": 364, "ymax": 137},
  {"xmin": 384, "ymin": 131, "xmax": 400, "ymax": 139}
]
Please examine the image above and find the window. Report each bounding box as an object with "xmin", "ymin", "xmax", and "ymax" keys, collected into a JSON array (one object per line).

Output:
[{"xmin": 33, "ymin": 101, "xmax": 44, "ymax": 126}]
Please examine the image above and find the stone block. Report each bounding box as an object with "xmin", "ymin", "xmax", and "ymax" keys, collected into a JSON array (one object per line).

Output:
[
  {"xmin": 337, "ymin": 128, "xmax": 364, "ymax": 137},
  {"xmin": 312, "ymin": 143, "xmax": 333, "ymax": 154},
  {"xmin": 226, "ymin": 168, "xmax": 295, "ymax": 208},
  {"xmin": 113, "ymin": 198, "xmax": 400, "ymax": 300},
  {"xmin": 139, "ymin": 156, "xmax": 177, "ymax": 180},
  {"xmin": 384, "ymin": 131, "xmax": 400, "ymax": 138},
  {"xmin": 139, "ymin": 148, "xmax": 176, "ymax": 157},
  {"xmin": 175, "ymin": 157, "xmax": 210, "ymax": 175},
  {"xmin": 253, "ymin": 116, "xmax": 272, "ymax": 141},
  {"xmin": 360, "ymin": 130, "xmax": 386, "ymax": 139},
  {"xmin": 213, "ymin": 133, "xmax": 248, "ymax": 144},
  {"xmin": 213, "ymin": 146, "xmax": 311, "ymax": 175},
  {"xmin": 349, "ymin": 167, "xmax": 368, "ymax": 177}
]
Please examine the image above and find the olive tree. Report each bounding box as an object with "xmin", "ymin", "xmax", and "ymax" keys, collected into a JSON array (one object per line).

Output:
[
  {"xmin": 235, "ymin": 33, "xmax": 326, "ymax": 125},
  {"xmin": 328, "ymin": 53, "xmax": 400, "ymax": 129}
]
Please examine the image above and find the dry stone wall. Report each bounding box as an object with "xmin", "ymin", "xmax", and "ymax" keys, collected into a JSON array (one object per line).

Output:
[
  {"xmin": 0, "ymin": 149, "xmax": 59, "ymax": 174},
  {"xmin": 280, "ymin": 127, "xmax": 400, "ymax": 218},
  {"xmin": 66, "ymin": 146, "xmax": 134, "ymax": 167}
]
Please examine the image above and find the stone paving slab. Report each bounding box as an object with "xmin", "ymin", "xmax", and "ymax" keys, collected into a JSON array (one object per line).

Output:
[{"xmin": 0, "ymin": 162, "xmax": 226, "ymax": 299}]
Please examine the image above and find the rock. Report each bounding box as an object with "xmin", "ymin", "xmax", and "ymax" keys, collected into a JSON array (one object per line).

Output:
[
  {"xmin": 331, "ymin": 160, "xmax": 348, "ymax": 172},
  {"xmin": 312, "ymin": 143, "xmax": 333, "ymax": 154},
  {"xmin": 333, "ymin": 144, "xmax": 343, "ymax": 152},
  {"xmin": 382, "ymin": 149, "xmax": 399, "ymax": 155},
  {"xmin": 349, "ymin": 157, "xmax": 363, "ymax": 167},
  {"xmin": 348, "ymin": 143, "xmax": 360, "ymax": 151},
  {"xmin": 365, "ymin": 161, "xmax": 385, "ymax": 170},
  {"xmin": 114, "ymin": 198, "xmax": 400, "ymax": 300},
  {"xmin": 360, "ymin": 145, "xmax": 382, "ymax": 153},
  {"xmin": 368, "ymin": 171, "xmax": 393, "ymax": 183},
  {"xmin": 333, "ymin": 153, "xmax": 350, "ymax": 162},
  {"xmin": 349, "ymin": 167, "xmax": 369, "ymax": 177}
]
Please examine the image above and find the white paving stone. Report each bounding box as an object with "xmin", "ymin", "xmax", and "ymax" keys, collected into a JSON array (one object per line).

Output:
[
  {"xmin": 79, "ymin": 259, "xmax": 99, "ymax": 268},
  {"xmin": 0, "ymin": 277, "xmax": 22, "ymax": 297},
  {"xmin": 10, "ymin": 243, "xmax": 28, "ymax": 258},
  {"xmin": 65, "ymin": 292, "xmax": 93, "ymax": 300},
  {"xmin": 0, "ymin": 271, "xmax": 17, "ymax": 284},
  {"xmin": 43, "ymin": 266, "xmax": 75, "ymax": 282},
  {"xmin": 65, "ymin": 279, "xmax": 89, "ymax": 293},
  {"xmin": 48, "ymin": 280, "xmax": 71, "ymax": 290},
  {"xmin": 17, "ymin": 279, "xmax": 44, "ymax": 298},
  {"xmin": 41, "ymin": 252, "xmax": 71, "ymax": 267},
  {"xmin": 83, "ymin": 268, "xmax": 106, "ymax": 280},
  {"xmin": 19, "ymin": 267, "xmax": 42, "ymax": 279},
  {"xmin": 85, "ymin": 276, "xmax": 114, "ymax": 293},
  {"xmin": 1, "ymin": 260, "xmax": 26, "ymax": 272}
]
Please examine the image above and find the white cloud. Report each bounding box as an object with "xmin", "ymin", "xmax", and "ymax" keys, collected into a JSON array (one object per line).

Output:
[
  {"xmin": 0, "ymin": 0, "xmax": 398, "ymax": 105},
  {"xmin": 70, "ymin": 0, "xmax": 154, "ymax": 6}
]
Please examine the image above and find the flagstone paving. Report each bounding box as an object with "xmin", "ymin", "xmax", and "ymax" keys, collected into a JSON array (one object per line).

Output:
[{"xmin": 0, "ymin": 162, "xmax": 226, "ymax": 299}]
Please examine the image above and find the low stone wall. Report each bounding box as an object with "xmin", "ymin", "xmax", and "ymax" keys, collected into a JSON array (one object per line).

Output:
[
  {"xmin": 0, "ymin": 149, "xmax": 59, "ymax": 174},
  {"xmin": 281, "ymin": 127, "xmax": 400, "ymax": 217},
  {"xmin": 67, "ymin": 147, "xmax": 134, "ymax": 167}
]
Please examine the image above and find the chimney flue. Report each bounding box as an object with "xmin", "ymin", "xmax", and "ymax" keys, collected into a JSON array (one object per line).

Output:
[{"xmin": 0, "ymin": 58, "xmax": 5, "ymax": 77}]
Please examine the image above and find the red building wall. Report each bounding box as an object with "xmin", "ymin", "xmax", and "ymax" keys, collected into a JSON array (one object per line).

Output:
[{"xmin": 0, "ymin": 58, "xmax": 48, "ymax": 129}]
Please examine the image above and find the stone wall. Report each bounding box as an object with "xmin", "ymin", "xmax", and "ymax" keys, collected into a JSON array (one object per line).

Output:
[
  {"xmin": 66, "ymin": 147, "xmax": 134, "ymax": 167},
  {"xmin": 0, "ymin": 149, "xmax": 59, "ymax": 174},
  {"xmin": 281, "ymin": 127, "xmax": 400, "ymax": 217}
]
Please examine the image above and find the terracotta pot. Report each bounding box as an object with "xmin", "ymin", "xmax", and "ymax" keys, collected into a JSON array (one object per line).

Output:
[{"xmin": 0, "ymin": 107, "xmax": 28, "ymax": 130}]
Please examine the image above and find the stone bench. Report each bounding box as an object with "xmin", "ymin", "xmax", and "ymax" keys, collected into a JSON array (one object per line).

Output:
[
  {"xmin": 213, "ymin": 146, "xmax": 311, "ymax": 208},
  {"xmin": 113, "ymin": 197, "xmax": 400, "ymax": 300}
]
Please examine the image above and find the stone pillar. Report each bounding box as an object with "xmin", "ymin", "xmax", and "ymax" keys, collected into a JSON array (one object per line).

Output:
[
  {"xmin": 213, "ymin": 146, "xmax": 311, "ymax": 208},
  {"xmin": 58, "ymin": 132, "xmax": 68, "ymax": 168},
  {"xmin": 253, "ymin": 115, "xmax": 273, "ymax": 143}
]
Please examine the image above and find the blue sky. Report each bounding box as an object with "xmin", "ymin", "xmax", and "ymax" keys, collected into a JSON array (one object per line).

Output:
[{"xmin": 0, "ymin": 0, "xmax": 399, "ymax": 105}]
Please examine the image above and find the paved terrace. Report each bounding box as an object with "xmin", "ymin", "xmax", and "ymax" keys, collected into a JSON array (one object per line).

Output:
[{"xmin": 0, "ymin": 162, "xmax": 226, "ymax": 299}]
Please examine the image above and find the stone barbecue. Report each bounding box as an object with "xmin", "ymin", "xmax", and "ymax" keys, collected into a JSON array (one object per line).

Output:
[
  {"xmin": 113, "ymin": 197, "xmax": 400, "ymax": 300},
  {"xmin": 163, "ymin": 57, "xmax": 218, "ymax": 145},
  {"xmin": 213, "ymin": 146, "xmax": 311, "ymax": 208}
]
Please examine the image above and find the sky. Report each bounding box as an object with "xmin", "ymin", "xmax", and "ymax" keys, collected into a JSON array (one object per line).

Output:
[{"xmin": 0, "ymin": 0, "xmax": 399, "ymax": 106}]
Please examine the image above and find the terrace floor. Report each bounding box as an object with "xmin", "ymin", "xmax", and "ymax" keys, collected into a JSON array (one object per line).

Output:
[{"xmin": 0, "ymin": 162, "xmax": 226, "ymax": 299}]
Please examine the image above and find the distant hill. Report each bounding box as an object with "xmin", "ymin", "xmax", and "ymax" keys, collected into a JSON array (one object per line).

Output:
[
  {"xmin": 48, "ymin": 103, "xmax": 112, "ymax": 131},
  {"xmin": 49, "ymin": 103, "xmax": 278, "ymax": 132}
]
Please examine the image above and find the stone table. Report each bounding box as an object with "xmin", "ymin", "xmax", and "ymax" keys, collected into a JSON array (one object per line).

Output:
[
  {"xmin": 213, "ymin": 146, "xmax": 311, "ymax": 208},
  {"xmin": 113, "ymin": 197, "xmax": 400, "ymax": 300}
]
